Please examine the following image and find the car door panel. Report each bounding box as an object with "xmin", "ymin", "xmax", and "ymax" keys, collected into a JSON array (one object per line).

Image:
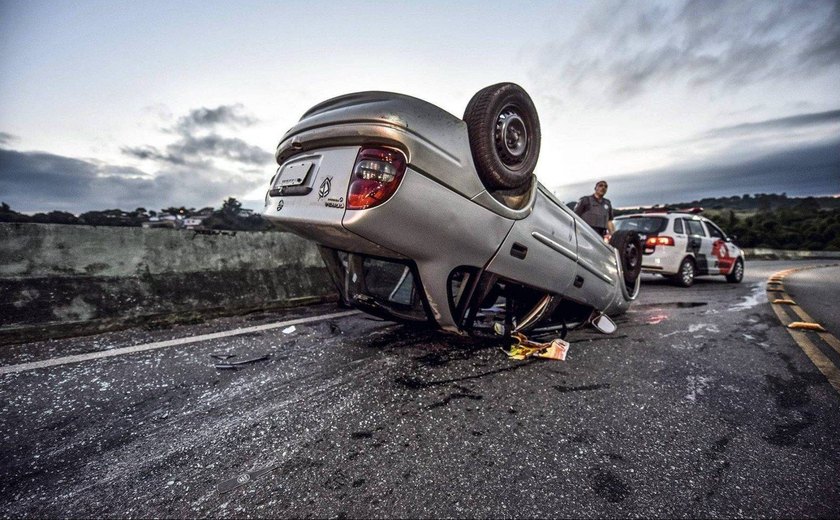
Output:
[
  {"xmin": 684, "ymin": 218, "xmax": 711, "ymax": 274},
  {"xmin": 704, "ymin": 220, "xmax": 737, "ymax": 274},
  {"xmin": 485, "ymin": 190, "xmax": 579, "ymax": 296}
]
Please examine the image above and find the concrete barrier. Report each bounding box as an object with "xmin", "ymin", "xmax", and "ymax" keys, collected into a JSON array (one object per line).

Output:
[{"xmin": 0, "ymin": 223, "xmax": 337, "ymax": 344}]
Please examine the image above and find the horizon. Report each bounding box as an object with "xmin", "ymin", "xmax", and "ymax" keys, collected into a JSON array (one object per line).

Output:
[
  {"xmin": 1, "ymin": 0, "xmax": 838, "ymax": 212},
  {"xmin": 4, "ymin": 191, "xmax": 838, "ymax": 217}
]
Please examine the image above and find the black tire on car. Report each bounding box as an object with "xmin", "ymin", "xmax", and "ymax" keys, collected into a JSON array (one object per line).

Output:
[
  {"xmin": 463, "ymin": 83, "xmax": 541, "ymax": 190},
  {"xmin": 610, "ymin": 230, "xmax": 642, "ymax": 285},
  {"xmin": 726, "ymin": 258, "xmax": 744, "ymax": 283},
  {"xmin": 673, "ymin": 257, "xmax": 696, "ymax": 287}
]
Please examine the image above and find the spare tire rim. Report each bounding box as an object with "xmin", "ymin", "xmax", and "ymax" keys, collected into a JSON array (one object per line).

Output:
[{"xmin": 495, "ymin": 108, "xmax": 528, "ymax": 164}]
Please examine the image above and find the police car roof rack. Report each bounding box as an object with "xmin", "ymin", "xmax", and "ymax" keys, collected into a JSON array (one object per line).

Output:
[{"xmin": 641, "ymin": 206, "xmax": 703, "ymax": 214}]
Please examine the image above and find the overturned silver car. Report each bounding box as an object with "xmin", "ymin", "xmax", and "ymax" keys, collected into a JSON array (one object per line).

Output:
[{"xmin": 263, "ymin": 83, "xmax": 642, "ymax": 337}]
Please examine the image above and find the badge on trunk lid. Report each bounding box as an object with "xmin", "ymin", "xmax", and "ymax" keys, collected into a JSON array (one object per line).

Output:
[{"xmin": 318, "ymin": 177, "xmax": 332, "ymax": 199}]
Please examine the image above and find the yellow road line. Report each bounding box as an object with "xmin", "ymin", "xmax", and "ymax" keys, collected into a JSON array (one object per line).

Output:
[
  {"xmin": 790, "ymin": 304, "xmax": 816, "ymax": 323},
  {"xmin": 820, "ymin": 333, "xmax": 840, "ymax": 357},
  {"xmin": 788, "ymin": 330, "xmax": 840, "ymax": 394},
  {"xmin": 766, "ymin": 265, "xmax": 840, "ymax": 397},
  {"xmin": 769, "ymin": 295, "xmax": 794, "ymax": 325}
]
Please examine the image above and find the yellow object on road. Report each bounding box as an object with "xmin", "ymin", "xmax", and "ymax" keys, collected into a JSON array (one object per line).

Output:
[
  {"xmin": 504, "ymin": 332, "xmax": 570, "ymax": 361},
  {"xmin": 788, "ymin": 321, "xmax": 827, "ymax": 332}
]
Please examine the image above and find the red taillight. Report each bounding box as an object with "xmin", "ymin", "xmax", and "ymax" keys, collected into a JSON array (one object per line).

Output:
[
  {"xmin": 347, "ymin": 147, "xmax": 407, "ymax": 210},
  {"xmin": 645, "ymin": 236, "xmax": 675, "ymax": 247}
]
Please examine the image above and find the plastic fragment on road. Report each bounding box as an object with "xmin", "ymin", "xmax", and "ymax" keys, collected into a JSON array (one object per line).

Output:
[
  {"xmin": 772, "ymin": 299, "xmax": 797, "ymax": 305},
  {"xmin": 787, "ymin": 321, "xmax": 827, "ymax": 332},
  {"xmin": 503, "ymin": 332, "xmax": 569, "ymax": 361},
  {"xmin": 217, "ymin": 463, "xmax": 277, "ymax": 494},
  {"xmin": 213, "ymin": 354, "xmax": 270, "ymax": 370},
  {"xmin": 282, "ymin": 325, "xmax": 296, "ymax": 334}
]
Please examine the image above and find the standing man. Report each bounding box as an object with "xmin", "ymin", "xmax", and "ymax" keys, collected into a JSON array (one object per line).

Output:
[{"xmin": 574, "ymin": 180, "xmax": 614, "ymax": 239}]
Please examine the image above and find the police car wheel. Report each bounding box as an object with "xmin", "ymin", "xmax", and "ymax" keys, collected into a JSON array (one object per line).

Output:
[
  {"xmin": 726, "ymin": 258, "xmax": 744, "ymax": 283},
  {"xmin": 673, "ymin": 257, "xmax": 696, "ymax": 287},
  {"xmin": 464, "ymin": 83, "xmax": 541, "ymax": 190}
]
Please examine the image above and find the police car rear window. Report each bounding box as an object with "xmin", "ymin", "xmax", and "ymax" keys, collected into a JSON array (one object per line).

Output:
[{"xmin": 614, "ymin": 216, "xmax": 667, "ymax": 234}]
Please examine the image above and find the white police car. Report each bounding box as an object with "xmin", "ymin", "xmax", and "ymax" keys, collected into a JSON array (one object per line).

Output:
[{"xmin": 613, "ymin": 209, "xmax": 745, "ymax": 287}]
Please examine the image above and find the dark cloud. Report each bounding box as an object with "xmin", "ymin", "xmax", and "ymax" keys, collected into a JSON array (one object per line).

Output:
[
  {"xmin": 703, "ymin": 109, "xmax": 840, "ymax": 138},
  {"xmin": 167, "ymin": 135, "xmax": 272, "ymax": 165},
  {"xmin": 552, "ymin": 136, "xmax": 840, "ymax": 207},
  {"xmin": 174, "ymin": 104, "xmax": 257, "ymax": 133},
  {"xmin": 124, "ymin": 105, "xmax": 272, "ymax": 168},
  {"xmin": 537, "ymin": 0, "xmax": 840, "ymax": 103},
  {"xmin": 0, "ymin": 148, "xmax": 265, "ymax": 213},
  {"xmin": 121, "ymin": 145, "xmax": 188, "ymax": 165},
  {"xmin": 613, "ymin": 108, "xmax": 840, "ymax": 154},
  {"xmin": 0, "ymin": 132, "xmax": 17, "ymax": 145},
  {"xmin": 123, "ymin": 136, "xmax": 271, "ymax": 167}
]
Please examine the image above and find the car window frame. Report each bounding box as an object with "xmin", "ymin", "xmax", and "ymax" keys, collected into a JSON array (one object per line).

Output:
[
  {"xmin": 704, "ymin": 220, "xmax": 726, "ymax": 240},
  {"xmin": 685, "ymin": 218, "xmax": 707, "ymax": 237},
  {"xmin": 672, "ymin": 218, "xmax": 684, "ymax": 235},
  {"xmin": 614, "ymin": 216, "xmax": 668, "ymax": 234}
]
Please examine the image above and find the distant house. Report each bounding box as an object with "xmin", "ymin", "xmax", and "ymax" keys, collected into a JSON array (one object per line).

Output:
[
  {"xmin": 182, "ymin": 217, "xmax": 205, "ymax": 229},
  {"xmin": 142, "ymin": 214, "xmax": 180, "ymax": 229}
]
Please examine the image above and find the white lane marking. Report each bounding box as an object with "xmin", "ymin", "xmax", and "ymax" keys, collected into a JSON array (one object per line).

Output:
[{"xmin": 0, "ymin": 310, "xmax": 360, "ymax": 376}]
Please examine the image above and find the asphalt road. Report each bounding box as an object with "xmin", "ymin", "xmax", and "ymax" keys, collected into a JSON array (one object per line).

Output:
[
  {"xmin": 2, "ymin": 259, "xmax": 839, "ymax": 518},
  {"xmin": 783, "ymin": 264, "xmax": 840, "ymax": 339}
]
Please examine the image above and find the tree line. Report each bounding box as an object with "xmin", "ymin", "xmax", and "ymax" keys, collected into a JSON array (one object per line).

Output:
[
  {"xmin": 4, "ymin": 193, "xmax": 839, "ymax": 249},
  {"xmin": 615, "ymin": 194, "xmax": 840, "ymax": 251},
  {"xmin": 0, "ymin": 198, "xmax": 273, "ymax": 232}
]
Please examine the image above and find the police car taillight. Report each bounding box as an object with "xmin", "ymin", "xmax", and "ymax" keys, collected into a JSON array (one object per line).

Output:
[
  {"xmin": 646, "ymin": 236, "xmax": 675, "ymax": 247},
  {"xmin": 347, "ymin": 147, "xmax": 407, "ymax": 210}
]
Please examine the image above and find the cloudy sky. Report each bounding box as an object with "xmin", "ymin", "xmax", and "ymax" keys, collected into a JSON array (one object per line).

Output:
[{"xmin": 1, "ymin": 0, "xmax": 838, "ymax": 213}]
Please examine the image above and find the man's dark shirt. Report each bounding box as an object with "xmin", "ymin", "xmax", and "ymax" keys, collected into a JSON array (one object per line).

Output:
[{"xmin": 575, "ymin": 195, "xmax": 614, "ymax": 235}]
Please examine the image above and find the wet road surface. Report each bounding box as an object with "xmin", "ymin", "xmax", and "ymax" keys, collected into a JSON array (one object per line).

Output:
[
  {"xmin": 783, "ymin": 264, "xmax": 840, "ymax": 339},
  {"xmin": 1, "ymin": 259, "xmax": 839, "ymax": 518}
]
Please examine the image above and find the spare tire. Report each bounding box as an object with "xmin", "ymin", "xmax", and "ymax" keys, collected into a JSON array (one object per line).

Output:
[
  {"xmin": 610, "ymin": 230, "xmax": 642, "ymax": 285},
  {"xmin": 463, "ymin": 83, "xmax": 541, "ymax": 190}
]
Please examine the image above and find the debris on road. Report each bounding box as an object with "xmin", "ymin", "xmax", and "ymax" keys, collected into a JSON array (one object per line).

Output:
[
  {"xmin": 217, "ymin": 462, "xmax": 277, "ymax": 494},
  {"xmin": 787, "ymin": 321, "xmax": 827, "ymax": 332},
  {"xmin": 282, "ymin": 325, "xmax": 297, "ymax": 334},
  {"xmin": 212, "ymin": 354, "xmax": 270, "ymax": 370},
  {"xmin": 504, "ymin": 332, "xmax": 569, "ymax": 361},
  {"xmin": 647, "ymin": 314, "xmax": 668, "ymax": 325}
]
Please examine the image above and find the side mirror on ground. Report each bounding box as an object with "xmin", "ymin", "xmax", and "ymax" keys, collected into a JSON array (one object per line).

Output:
[{"xmin": 590, "ymin": 312, "xmax": 617, "ymax": 334}]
